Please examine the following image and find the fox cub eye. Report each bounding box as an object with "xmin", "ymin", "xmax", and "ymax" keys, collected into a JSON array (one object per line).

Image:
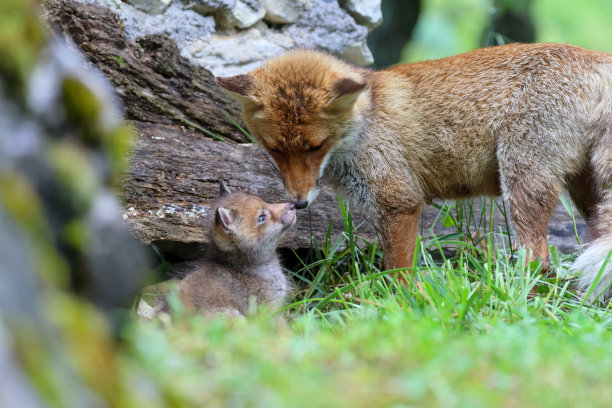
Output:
[{"xmin": 258, "ymin": 214, "xmax": 267, "ymax": 223}]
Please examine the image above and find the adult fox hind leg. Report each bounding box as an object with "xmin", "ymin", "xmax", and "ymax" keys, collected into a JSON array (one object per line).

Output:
[
  {"xmin": 504, "ymin": 183, "xmax": 560, "ymax": 270},
  {"xmin": 566, "ymin": 166, "xmax": 598, "ymax": 223},
  {"xmin": 497, "ymin": 125, "xmax": 570, "ymax": 272}
]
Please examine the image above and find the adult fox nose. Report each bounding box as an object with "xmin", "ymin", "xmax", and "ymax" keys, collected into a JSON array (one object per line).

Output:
[{"xmin": 292, "ymin": 200, "xmax": 308, "ymax": 210}]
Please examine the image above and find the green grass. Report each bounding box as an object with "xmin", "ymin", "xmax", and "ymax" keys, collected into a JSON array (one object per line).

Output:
[{"xmin": 125, "ymin": 198, "xmax": 612, "ymax": 407}]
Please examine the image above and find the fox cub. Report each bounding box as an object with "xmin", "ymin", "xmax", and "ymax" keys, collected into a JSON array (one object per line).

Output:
[
  {"xmin": 159, "ymin": 181, "xmax": 296, "ymax": 317},
  {"xmin": 217, "ymin": 43, "xmax": 612, "ymax": 300}
]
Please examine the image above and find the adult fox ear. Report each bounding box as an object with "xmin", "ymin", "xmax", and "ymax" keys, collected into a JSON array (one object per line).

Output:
[
  {"xmin": 324, "ymin": 78, "xmax": 367, "ymax": 115},
  {"xmin": 216, "ymin": 207, "xmax": 234, "ymax": 231},
  {"xmin": 217, "ymin": 74, "xmax": 256, "ymax": 101},
  {"xmin": 217, "ymin": 74, "xmax": 263, "ymax": 117},
  {"xmin": 219, "ymin": 180, "xmax": 232, "ymax": 197}
]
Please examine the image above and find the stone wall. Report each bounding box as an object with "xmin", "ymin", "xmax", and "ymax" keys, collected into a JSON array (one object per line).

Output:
[{"xmin": 77, "ymin": 0, "xmax": 382, "ymax": 76}]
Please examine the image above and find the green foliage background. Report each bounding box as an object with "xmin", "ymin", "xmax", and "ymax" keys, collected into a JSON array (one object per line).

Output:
[{"xmin": 403, "ymin": 0, "xmax": 612, "ymax": 62}]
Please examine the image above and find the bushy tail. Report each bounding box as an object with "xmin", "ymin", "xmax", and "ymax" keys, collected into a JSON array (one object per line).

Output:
[
  {"xmin": 573, "ymin": 102, "xmax": 612, "ymax": 301},
  {"xmin": 572, "ymin": 236, "xmax": 612, "ymax": 301}
]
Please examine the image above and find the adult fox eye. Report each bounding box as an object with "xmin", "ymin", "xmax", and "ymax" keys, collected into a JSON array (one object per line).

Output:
[
  {"xmin": 258, "ymin": 214, "xmax": 267, "ymax": 223},
  {"xmin": 270, "ymin": 148, "xmax": 282, "ymax": 154},
  {"xmin": 308, "ymin": 142, "xmax": 324, "ymax": 153}
]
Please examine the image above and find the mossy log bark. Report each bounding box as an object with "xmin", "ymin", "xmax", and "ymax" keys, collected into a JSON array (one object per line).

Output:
[{"xmin": 43, "ymin": 0, "xmax": 585, "ymax": 254}]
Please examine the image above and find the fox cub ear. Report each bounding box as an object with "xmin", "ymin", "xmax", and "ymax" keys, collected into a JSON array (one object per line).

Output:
[
  {"xmin": 216, "ymin": 207, "xmax": 234, "ymax": 230},
  {"xmin": 219, "ymin": 180, "xmax": 232, "ymax": 197},
  {"xmin": 324, "ymin": 78, "xmax": 367, "ymax": 115}
]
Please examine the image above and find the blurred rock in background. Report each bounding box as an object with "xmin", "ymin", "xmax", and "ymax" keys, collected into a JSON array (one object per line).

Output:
[
  {"xmin": 482, "ymin": 0, "xmax": 535, "ymax": 46},
  {"xmin": 0, "ymin": 0, "xmax": 153, "ymax": 405},
  {"xmin": 367, "ymin": 0, "xmax": 421, "ymax": 68}
]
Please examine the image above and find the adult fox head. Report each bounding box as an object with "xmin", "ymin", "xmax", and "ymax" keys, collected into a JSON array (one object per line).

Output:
[{"xmin": 217, "ymin": 50, "xmax": 368, "ymax": 209}]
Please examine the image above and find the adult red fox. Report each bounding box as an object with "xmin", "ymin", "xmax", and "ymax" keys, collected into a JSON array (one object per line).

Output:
[{"xmin": 217, "ymin": 43, "xmax": 612, "ymax": 300}]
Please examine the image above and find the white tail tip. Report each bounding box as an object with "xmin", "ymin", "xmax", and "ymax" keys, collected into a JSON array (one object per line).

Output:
[{"xmin": 571, "ymin": 236, "xmax": 612, "ymax": 302}]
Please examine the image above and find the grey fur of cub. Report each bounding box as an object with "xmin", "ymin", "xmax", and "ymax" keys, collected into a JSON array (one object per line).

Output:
[{"xmin": 158, "ymin": 181, "xmax": 296, "ymax": 318}]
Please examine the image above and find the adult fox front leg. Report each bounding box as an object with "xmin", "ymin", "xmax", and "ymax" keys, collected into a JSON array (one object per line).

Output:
[{"xmin": 217, "ymin": 43, "xmax": 612, "ymax": 298}]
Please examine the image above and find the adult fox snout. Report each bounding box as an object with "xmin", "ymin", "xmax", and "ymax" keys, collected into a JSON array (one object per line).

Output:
[{"xmin": 272, "ymin": 151, "xmax": 325, "ymax": 208}]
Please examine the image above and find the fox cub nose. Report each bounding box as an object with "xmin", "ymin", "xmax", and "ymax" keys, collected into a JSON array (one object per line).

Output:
[{"xmin": 292, "ymin": 200, "xmax": 308, "ymax": 210}]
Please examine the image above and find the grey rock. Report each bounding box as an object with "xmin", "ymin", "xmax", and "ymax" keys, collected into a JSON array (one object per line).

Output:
[
  {"xmin": 261, "ymin": 0, "xmax": 299, "ymax": 24},
  {"xmin": 133, "ymin": 4, "xmax": 216, "ymax": 49},
  {"xmin": 75, "ymin": 0, "xmax": 376, "ymax": 76},
  {"xmin": 340, "ymin": 38, "xmax": 375, "ymax": 65},
  {"xmin": 340, "ymin": 0, "xmax": 383, "ymax": 31},
  {"xmin": 1, "ymin": 6, "xmax": 152, "ymax": 401},
  {"xmin": 84, "ymin": 2, "xmax": 217, "ymax": 50},
  {"xmin": 125, "ymin": 0, "xmax": 172, "ymax": 15},
  {"xmin": 283, "ymin": 0, "xmax": 373, "ymax": 65},
  {"xmin": 188, "ymin": 0, "xmax": 236, "ymax": 15},
  {"xmin": 187, "ymin": 21, "xmax": 295, "ymax": 76},
  {"xmin": 216, "ymin": 0, "xmax": 265, "ymax": 29}
]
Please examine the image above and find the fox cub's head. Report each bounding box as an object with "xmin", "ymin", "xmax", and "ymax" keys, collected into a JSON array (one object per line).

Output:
[
  {"xmin": 217, "ymin": 50, "xmax": 369, "ymax": 209},
  {"xmin": 212, "ymin": 181, "xmax": 296, "ymax": 261}
]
